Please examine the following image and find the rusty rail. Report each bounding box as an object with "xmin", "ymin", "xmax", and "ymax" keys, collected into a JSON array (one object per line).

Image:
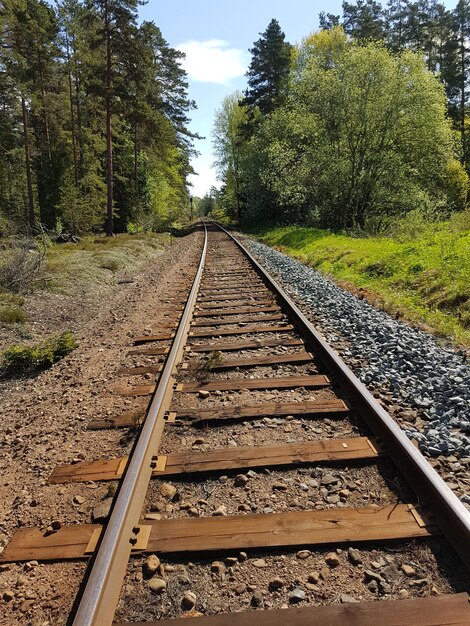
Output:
[
  {"xmin": 72, "ymin": 223, "xmax": 208, "ymax": 626},
  {"xmin": 216, "ymin": 221, "xmax": 470, "ymax": 570}
]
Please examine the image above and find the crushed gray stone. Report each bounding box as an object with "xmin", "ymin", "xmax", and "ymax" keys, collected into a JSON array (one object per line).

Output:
[{"xmin": 244, "ymin": 239, "xmax": 470, "ymax": 502}]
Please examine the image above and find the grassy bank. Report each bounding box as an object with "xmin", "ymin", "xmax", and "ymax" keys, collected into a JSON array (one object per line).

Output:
[{"xmin": 246, "ymin": 216, "xmax": 470, "ymax": 347}]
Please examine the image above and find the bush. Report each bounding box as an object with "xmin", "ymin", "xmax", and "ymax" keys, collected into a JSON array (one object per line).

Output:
[
  {"xmin": 0, "ymin": 238, "xmax": 46, "ymax": 293},
  {"xmin": 1, "ymin": 331, "xmax": 78, "ymax": 376}
]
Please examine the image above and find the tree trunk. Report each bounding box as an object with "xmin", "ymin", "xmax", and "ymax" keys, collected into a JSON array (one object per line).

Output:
[
  {"xmin": 66, "ymin": 32, "xmax": 79, "ymax": 187},
  {"xmin": 21, "ymin": 96, "xmax": 35, "ymax": 233},
  {"xmin": 134, "ymin": 124, "xmax": 138, "ymax": 194},
  {"xmin": 104, "ymin": 0, "xmax": 114, "ymax": 236},
  {"xmin": 72, "ymin": 38, "xmax": 85, "ymax": 180},
  {"xmin": 460, "ymin": 26, "xmax": 466, "ymax": 165}
]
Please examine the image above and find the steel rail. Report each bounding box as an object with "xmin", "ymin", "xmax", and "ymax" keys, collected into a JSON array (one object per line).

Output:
[
  {"xmin": 215, "ymin": 222, "xmax": 470, "ymax": 570},
  {"xmin": 72, "ymin": 223, "xmax": 208, "ymax": 626}
]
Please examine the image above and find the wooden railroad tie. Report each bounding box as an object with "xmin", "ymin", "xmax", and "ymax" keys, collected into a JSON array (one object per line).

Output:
[
  {"xmin": 198, "ymin": 294, "xmax": 273, "ymax": 303},
  {"xmin": 176, "ymin": 398, "xmax": 348, "ymax": 422},
  {"xmin": 188, "ymin": 337, "xmax": 305, "ymax": 353},
  {"xmin": 87, "ymin": 412, "xmax": 146, "ymax": 430},
  {"xmin": 112, "ymin": 593, "xmax": 470, "ymax": 626},
  {"xmin": 133, "ymin": 332, "xmax": 175, "ymax": 345},
  {"xmin": 175, "ymin": 374, "xmax": 330, "ymax": 394},
  {"xmin": 86, "ymin": 397, "xmax": 347, "ymax": 430},
  {"xmin": 200, "ymin": 285, "xmax": 268, "ymax": 294},
  {"xmin": 117, "ymin": 374, "xmax": 329, "ymax": 397},
  {"xmin": 127, "ymin": 347, "xmax": 169, "ymax": 356},
  {"xmin": 185, "ymin": 352, "xmax": 314, "ymax": 371},
  {"xmin": 200, "ymin": 281, "xmax": 265, "ymax": 289},
  {"xmin": 196, "ymin": 299, "xmax": 275, "ymax": 310},
  {"xmin": 188, "ymin": 324, "xmax": 294, "ymax": 338},
  {"xmin": 193, "ymin": 305, "xmax": 280, "ymax": 317},
  {"xmin": 0, "ymin": 504, "xmax": 438, "ymax": 563},
  {"xmin": 48, "ymin": 437, "xmax": 380, "ymax": 484},
  {"xmin": 191, "ymin": 313, "xmax": 285, "ymax": 327}
]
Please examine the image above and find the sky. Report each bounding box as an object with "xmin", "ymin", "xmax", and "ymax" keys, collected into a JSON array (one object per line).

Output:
[{"xmin": 139, "ymin": 0, "xmax": 457, "ymax": 198}]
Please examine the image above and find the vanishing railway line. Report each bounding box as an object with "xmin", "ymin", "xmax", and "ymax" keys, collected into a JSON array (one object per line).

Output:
[{"xmin": 1, "ymin": 222, "xmax": 470, "ymax": 625}]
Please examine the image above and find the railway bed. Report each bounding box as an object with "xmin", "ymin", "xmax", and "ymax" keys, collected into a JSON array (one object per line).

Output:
[{"xmin": 1, "ymin": 222, "xmax": 469, "ymax": 625}]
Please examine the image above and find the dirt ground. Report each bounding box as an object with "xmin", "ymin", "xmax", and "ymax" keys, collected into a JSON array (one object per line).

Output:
[{"xmin": 0, "ymin": 229, "xmax": 202, "ymax": 625}]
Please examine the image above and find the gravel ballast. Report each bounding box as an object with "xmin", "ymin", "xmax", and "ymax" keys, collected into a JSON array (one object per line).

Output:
[{"xmin": 244, "ymin": 239, "xmax": 470, "ymax": 505}]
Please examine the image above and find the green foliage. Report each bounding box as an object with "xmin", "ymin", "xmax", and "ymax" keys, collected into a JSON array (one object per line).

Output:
[
  {"xmin": 1, "ymin": 331, "xmax": 78, "ymax": 375},
  {"xmin": 0, "ymin": 0, "xmax": 195, "ymax": 236},
  {"xmin": 212, "ymin": 92, "xmax": 250, "ymax": 223},
  {"xmin": 248, "ymin": 213, "xmax": 470, "ymax": 345},
  {"xmin": 231, "ymin": 30, "xmax": 467, "ymax": 229}
]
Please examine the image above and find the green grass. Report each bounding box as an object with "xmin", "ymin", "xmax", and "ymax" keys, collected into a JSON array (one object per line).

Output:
[
  {"xmin": 246, "ymin": 215, "xmax": 470, "ymax": 347},
  {"xmin": 0, "ymin": 331, "xmax": 78, "ymax": 376}
]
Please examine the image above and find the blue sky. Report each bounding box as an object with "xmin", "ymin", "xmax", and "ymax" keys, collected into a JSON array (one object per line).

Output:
[{"xmin": 140, "ymin": 0, "xmax": 457, "ymax": 198}]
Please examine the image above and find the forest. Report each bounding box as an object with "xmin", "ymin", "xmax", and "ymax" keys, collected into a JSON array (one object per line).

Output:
[
  {"xmin": 0, "ymin": 0, "xmax": 196, "ymax": 236},
  {"xmin": 211, "ymin": 0, "xmax": 470, "ymax": 231}
]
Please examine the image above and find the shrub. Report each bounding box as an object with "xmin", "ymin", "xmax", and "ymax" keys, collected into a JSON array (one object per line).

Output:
[
  {"xmin": 1, "ymin": 331, "xmax": 78, "ymax": 376},
  {"xmin": 0, "ymin": 238, "xmax": 46, "ymax": 293}
]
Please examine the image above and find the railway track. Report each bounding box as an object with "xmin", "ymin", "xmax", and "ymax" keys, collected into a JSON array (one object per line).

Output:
[{"xmin": 1, "ymin": 221, "xmax": 469, "ymax": 625}]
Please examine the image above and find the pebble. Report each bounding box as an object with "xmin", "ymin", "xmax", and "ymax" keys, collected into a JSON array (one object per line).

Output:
[
  {"xmin": 148, "ymin": 577, "xmax": 166, "ymax": 594},
  {"xmin": 212, "ymin": 505, "xmax": 227, "ymax": 516},
  {"xmin": 325, "ymin": 552, "xmax": 340, "ymax": 567},
  {"xmin": 289, "ymin": 588, "xmax": 306, "ymax": 603},
  {"xmin": 296, "ymin": 550, "xmax": 311, "ymax": 559},
  {"xmin": 181, "ymin": 590, "xmax": 197, "ymax": 610},
  {"xmin": 340, "ymin": 594, "xmax": 359, "ymax": 603},
  {"xmin": 268, "ymin": 577, "xmax": 284, "ymax": 590},
  {"xmin": 253, "ymin": 559, "xmax": 267, "ymax": 568},
  {"xmin": 235, "ymin": 583, "xmax": 246, "ymax": 595},
  {"xmin": 234, "ymin": 474, "xmax": 249, "ymax": 487},
  {"xmin": 401, "ymin": 564, "xmax": 416, "ymax": 577},
  {"xmin": 348, "ymin": 547, "xmax": 363, "ymax": 565},
  {"xmin": 159, "ymin": 483, "xmax": 177, "ymax": 499},
  {"xmin": 308, "ymin": 572, "xmax": 320, "ymax": 583},
  {"xmin": 198, "ymin": 390, "xmax": 210, "ymax": 399},
  {"xmin": 143, "ymin": 555, "xmax": 161, "ymax": 576},
  {"xmin": 92, "ymin": 498, "xmax": 113, "ymax": 523},
  {"xmin": 73, "ymin": 495, "xmax": 85, "ymax": 505},
  {"xmin": 272, "ymin": 481, "xmax": 288, "ymax": 491},
  {"xmin": 251, "ymin": 590, "xmax": 264, "ymax": 607}
]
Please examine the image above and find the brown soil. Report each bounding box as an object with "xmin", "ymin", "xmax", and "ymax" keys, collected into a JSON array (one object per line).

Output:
[{"xmin": 0, "ymin": 230, "xmax": 203, "ymax": 625}]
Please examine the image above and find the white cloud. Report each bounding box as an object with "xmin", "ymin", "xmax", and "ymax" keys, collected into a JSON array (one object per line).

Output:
[{"xmin": 177, "ymin": 39, "xmax": 248, "ymax": 85}]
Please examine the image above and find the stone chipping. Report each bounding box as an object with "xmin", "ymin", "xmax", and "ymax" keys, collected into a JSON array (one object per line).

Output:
[{"xmin": 244, "ymin": 239, "xmax": 470, "ymax": 505}]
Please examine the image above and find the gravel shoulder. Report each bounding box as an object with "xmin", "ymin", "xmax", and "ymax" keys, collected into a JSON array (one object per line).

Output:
[{"xmin": 241, "ymin": 237, "xmax": 470, "ymax": 508}]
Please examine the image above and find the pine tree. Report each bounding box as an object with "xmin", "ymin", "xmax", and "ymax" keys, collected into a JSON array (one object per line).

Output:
[
  {"xmin": 342, "ymin": 0, "xmax": 386, "ymax": 40},
  {"xmin": 318, "ymin": 12, "xmax": 341, "ymax": 30},
  {"xmin": 386, "ymin": 0, "xmax": 410, "ymax": 50},
  {"xmin": 86, "ymin": 0, "xmax": 140, "ymax": 235},
  {"xmin": 243, "ymin": 19, "xmax": 291, "ymax": 117}
]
